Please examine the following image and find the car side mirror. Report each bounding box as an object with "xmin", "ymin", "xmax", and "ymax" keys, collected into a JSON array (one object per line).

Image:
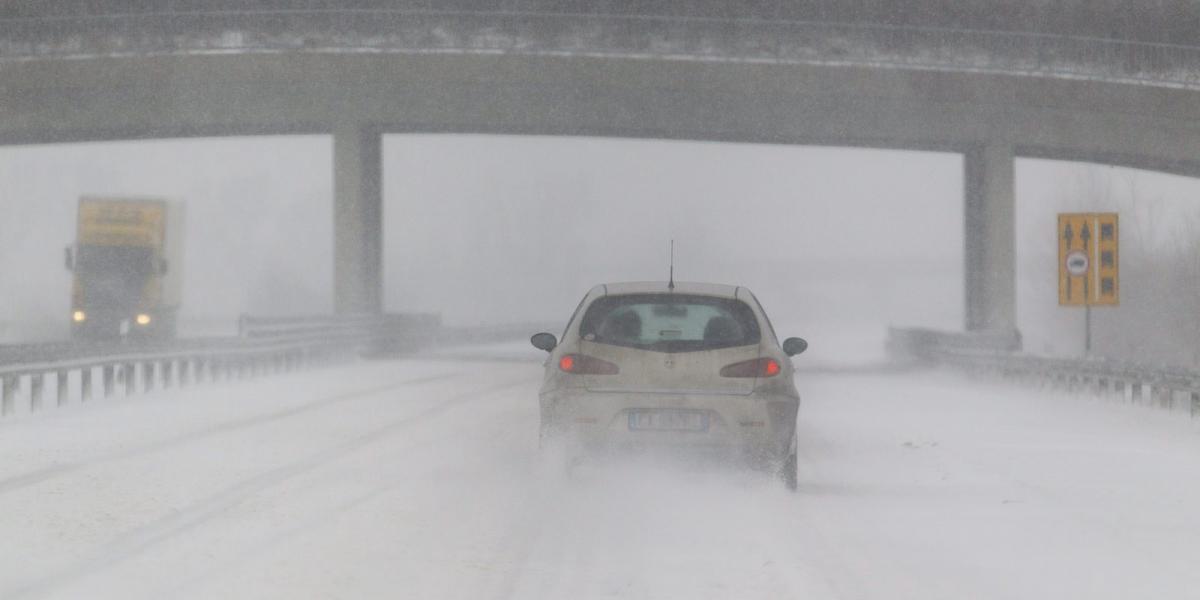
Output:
[
  {"xmin": 64, "ymin": 246, "xmax": 74, "ymax": 271},
  {"xmin": 783, "ymin": 337, "xmax": 808, "ymax": 357},
  {"xmin": 530, "ymin": 332, "xmax": 557, "ymax": 352}
]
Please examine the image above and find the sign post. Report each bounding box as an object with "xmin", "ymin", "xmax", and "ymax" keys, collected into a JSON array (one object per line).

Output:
[{"xmin": 1058, "ymin": 213, "xmax": 1119, "ymax": 355}]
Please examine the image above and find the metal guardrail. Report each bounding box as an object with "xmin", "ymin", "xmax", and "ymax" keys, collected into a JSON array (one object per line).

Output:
[
  {"xmin": 239, "ymin": 311, "xmax": 437, "ymax": 340},
  {"xmin": 0, "ymin": 9, "xmax": 1198, "ymax": 90},
  {"xmin": 888, "ymin": 326, "xmax": 1200, "ymax": 418},
  {"xmin": 0, "ymin": 312, "xmax": 441, "ymax": 418},
  {"xmin": 438, "ymin": 321, "xmax": 561, "ymax": 347}
]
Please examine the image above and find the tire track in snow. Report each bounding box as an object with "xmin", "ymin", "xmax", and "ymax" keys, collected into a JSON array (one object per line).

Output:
[
  {"xmin": 783, "ymin": 409, "xmax": 949, "ymax": 600},
  {"xmin": 0, "ymin": 372, "xmax": 456, "ymax": 496},
  {"xmin": 4, "ymin": 377, "xmax": 528, "ymax": 600},
  {"xmin": 154, "ymin": 384, "xmax": 542, "ymax": 599},
  {"xmin": 482, "ymin": 474, "xmax": 555, "ymax": 600}
]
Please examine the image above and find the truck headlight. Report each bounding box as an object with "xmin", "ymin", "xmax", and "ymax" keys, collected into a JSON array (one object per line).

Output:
[
  {"xmin": 135, "ymin": 314, "xmax": 151, "ymax": 326},
  {"xmin": 72, "ymin": 310, "xmax": 86, "ymax": 323}
]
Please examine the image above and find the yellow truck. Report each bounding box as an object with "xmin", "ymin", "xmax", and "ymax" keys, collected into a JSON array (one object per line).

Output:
[{"xmin": 65, "ymin": 197, "xmax": 184, "ymax": 340}]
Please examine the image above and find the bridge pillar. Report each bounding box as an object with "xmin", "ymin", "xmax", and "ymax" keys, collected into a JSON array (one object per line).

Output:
[
  {"xmin": 333, "ymin": 125, "xmax": 383, "ymax": 314},
  {"xmin": 964, "ymin": 143, "xmax": 1016, "ymax": 332}
]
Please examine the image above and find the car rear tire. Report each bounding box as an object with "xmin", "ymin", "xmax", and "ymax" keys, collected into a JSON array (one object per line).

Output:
[{"xmin": 780, "ymin": 449, "xmax": 798, "ymax": 492}]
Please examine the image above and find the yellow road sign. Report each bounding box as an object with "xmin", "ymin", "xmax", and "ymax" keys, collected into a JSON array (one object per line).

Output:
[{"xmin": 1058, "ymin": 213, "xmax": 1118, "ymax": 306}]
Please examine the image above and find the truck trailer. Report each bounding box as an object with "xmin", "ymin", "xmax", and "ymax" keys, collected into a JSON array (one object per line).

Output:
[{"xmin": 65, "ymin": 197, "xmax": 184, "ymax": 340}]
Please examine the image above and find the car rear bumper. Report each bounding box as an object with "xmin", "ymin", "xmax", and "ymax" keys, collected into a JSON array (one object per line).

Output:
[{"xmin": 540, "ymin": 388, "xmax": 798, "ymax": 461}]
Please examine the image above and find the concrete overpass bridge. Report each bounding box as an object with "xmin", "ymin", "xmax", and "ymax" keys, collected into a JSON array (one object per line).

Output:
[{"xmin": 3, "ymin": 4, "xmax": 1200, "ymax": 335}]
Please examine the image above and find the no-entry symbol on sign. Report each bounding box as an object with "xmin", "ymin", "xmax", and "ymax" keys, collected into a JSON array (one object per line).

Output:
[{"xmin": 1065, "ymin": 250, "xmax": 1089, "ymax": 277}]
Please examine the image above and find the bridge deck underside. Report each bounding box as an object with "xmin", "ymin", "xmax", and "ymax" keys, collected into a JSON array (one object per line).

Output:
[{"xmin": 3, "ymin": 53, "xmax": 1198, "ymax": 174}]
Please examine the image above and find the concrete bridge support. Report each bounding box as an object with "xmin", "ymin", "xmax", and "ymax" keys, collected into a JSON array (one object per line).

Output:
[
  {"xmin": 333, "ymin": 125, "xmax": 383, "ymax": 314},
  {"xmin": 963, "ymin": 143, "xmax": 1016, "ymax": 333}
]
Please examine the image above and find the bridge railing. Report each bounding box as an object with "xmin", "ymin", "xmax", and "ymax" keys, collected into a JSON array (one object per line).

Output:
[
  {"xmin": 888, "ymin": 326, "xmax": 1200, "ymax": 417},
  {"xmin": 0, "ymin": 9, "xmax": 1198, "ymax": 89},
  {"xmin": 0, "ymin": 312, "xmax": 440, "ymax": 418}
]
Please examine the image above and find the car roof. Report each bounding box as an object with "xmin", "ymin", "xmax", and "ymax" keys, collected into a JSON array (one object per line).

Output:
[{"xmin": 592, "ymin": 281, "xmax": 746, "ymax": 299}]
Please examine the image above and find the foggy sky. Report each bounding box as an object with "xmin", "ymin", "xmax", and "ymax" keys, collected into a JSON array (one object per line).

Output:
[{"xmin": 3, "ymin": 135, "xmax": 1199, "ymax": 360}]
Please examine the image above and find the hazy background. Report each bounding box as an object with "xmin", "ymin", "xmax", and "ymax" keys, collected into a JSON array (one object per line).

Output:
[{"xmin": 2, "ymin": 135, "xmax": 1198, "ymax": 363}]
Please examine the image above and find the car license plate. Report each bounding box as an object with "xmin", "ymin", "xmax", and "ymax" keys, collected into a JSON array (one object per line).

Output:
[{"xmin": 628, "ymin": 409, "xmax": 709, "ymax": 432}]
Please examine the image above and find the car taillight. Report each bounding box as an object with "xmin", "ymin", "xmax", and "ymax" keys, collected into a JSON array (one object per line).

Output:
[
  {"xmin": 558, "ymin": 354, "xmax": 619, "ymax": 375},
  {"xmin": 719, "ymin": 358, "xmax": 781, "ymax": 378}
]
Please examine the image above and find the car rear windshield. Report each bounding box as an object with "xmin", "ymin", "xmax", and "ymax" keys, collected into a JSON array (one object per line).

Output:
[{"xmin": 578, "ymin": 293, "xmax": 761, "ymax": 353}]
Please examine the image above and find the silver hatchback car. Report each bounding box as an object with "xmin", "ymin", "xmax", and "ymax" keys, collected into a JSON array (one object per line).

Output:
[{"xmin": 531, "ymin": 282, "xmax": 807, "ymax": 489}]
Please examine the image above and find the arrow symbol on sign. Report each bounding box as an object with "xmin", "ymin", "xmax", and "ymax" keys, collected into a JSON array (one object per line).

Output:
[{"xmin": 1063, "ymin": 222, "xmax": 1072, "ymax": 302}]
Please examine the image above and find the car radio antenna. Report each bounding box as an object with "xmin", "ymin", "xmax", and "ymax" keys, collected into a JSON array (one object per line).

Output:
[{"xmin": 668, "ymin": 239, "xmax": 675, "ymax": 291}]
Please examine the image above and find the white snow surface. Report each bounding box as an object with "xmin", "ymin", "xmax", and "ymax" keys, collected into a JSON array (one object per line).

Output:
[{"xmin": 1, "ymin": 356, "xmax": 1199, "ymax": 599}]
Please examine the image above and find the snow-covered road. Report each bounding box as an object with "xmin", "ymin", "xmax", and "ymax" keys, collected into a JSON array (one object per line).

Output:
[{"xmin": 1, "ymin": 355, "xmax": 1198, "ymax": 599}]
